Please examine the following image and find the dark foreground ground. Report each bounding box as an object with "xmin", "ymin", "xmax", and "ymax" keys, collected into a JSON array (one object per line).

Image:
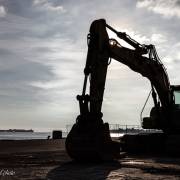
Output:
[{"xmin": 0, "ymin": 139, "xmax": 180, "ymax": 180}]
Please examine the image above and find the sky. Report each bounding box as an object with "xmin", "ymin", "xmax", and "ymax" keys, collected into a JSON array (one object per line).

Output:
[{"xmin": 0, "ymin": 0, "xmax": 180, "ymax": 132}]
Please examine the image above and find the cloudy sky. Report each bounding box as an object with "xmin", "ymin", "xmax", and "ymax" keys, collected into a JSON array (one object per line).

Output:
[{"xmin": 0, "ymin": 0, "xmax": 180, "ymax": 131}]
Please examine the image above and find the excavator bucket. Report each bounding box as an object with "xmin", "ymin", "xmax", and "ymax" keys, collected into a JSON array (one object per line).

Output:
[{"xmin": 65, "ymin": 118, "xmax": 121, "ymax": 161}]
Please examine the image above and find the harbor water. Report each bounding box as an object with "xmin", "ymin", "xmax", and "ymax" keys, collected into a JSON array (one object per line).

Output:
[{"xmin": 0, "ymin": 131, "xmax": 124, "ymax": 140}]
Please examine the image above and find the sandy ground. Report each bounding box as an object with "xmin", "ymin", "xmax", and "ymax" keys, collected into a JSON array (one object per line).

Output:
[{"xmin": 0, "ymin": 139, "xmax": 180, "ymax": 180}]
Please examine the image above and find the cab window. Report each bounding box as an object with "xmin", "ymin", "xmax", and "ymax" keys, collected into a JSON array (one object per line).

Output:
[{"xmin": 174, "ymin": 91, "xmax": 180, "ymax": 104}]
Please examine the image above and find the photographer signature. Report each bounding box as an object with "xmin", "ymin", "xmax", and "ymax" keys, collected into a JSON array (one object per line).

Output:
[{"xmin": 0, "ymin": 169, "xmax": 15, "ymax": 176}]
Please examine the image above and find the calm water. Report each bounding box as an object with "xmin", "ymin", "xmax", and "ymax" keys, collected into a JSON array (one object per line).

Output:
[
  {"xmin": 0, "ymin": 132, "xmax": 124, "ymax": 140},
  {"xmin": 0, "ymin": 132, "xmax": 67, "ymax": 140}
]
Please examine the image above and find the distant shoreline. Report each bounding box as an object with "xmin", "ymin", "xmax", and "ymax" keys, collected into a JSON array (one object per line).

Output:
[{"xmin": 0, "ymin": 129, "xmax": 34, "ymax": 132}]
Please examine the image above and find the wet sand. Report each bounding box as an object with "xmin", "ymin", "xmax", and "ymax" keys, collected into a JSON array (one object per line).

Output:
[{"xmin": 0, "ymin": 139, "xmax": 180, "ymax": 180}]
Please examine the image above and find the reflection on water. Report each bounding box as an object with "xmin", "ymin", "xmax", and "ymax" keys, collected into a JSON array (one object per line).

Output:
[{"xmin": 110, "ymin": 133, "xmax": 124, "ymax": 138}]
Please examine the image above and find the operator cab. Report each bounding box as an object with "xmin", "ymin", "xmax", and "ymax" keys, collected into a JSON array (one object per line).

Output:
[{"xmin": 170, "ymin": 85, "xmax": 180, "ymax": 131}]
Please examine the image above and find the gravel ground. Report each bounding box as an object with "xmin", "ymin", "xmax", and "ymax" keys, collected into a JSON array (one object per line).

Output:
[{"xmin": 0, "ymin": 139, "xmax": 180, "ymax": 180}]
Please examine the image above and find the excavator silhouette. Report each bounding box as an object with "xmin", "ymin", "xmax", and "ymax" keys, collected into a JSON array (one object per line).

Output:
[{"xmin": 65, "ymin": 19, "xmax": 180, "ymax": 161}]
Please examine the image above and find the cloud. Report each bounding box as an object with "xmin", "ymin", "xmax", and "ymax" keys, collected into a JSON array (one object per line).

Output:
[
  {"xmin": 33, "ymin": 0, "xmax": 66, "ymax": 13},
  {"xmin": 0, "ymin": 6, "xmax": 6, "ymax": 17},
  {"xmin": 151, "ymin": 33, "xmax": 167, "ymax": 43},
  {"xmin": 136, "ymin": 0, "xmax": 180, "ymax": 18},
  {"xmin": 0, "ymin": 48, "xmax": 56, "ymax": 106}
]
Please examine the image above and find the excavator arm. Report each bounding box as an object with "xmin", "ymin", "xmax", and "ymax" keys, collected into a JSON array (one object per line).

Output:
[{"xmin": 65, "ymin": 19, "xmax": 171, "ymax": 161}]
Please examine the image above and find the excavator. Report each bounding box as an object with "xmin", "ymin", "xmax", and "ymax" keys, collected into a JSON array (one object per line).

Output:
[{"xmin": 65, "ymin": 19, "xmax": 180, "ymax": 161}]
